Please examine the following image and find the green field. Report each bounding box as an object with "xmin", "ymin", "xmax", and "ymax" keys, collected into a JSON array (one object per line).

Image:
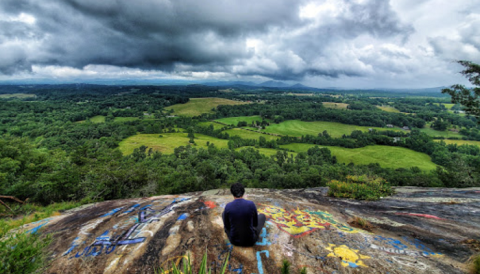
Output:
[
  {"xmin": 197, "ymin": 122, "xmax": 225, "ymax": 130},
  {"xmin": 165, "ymin": 98, "xmax": 248, "ymax": 116},
  {"xmin": 322, "ymin": 102, "xmax": 349, "ymax": 109},
  {"xmin": 0, "ymin": 93, "xmax": 36, "ymax": 99},
  {"xmin": 215, "ymin": 115, "xmax": 267, "ymax": 125},
  {"xmin": 90, "ymin": 115, "xmax": 106, "ymax": 123},
  {"xmin": 419, "ymin": 126, "xmax": 462, "ymax": 138},
  {"xmin": 119, "ymin": 133, "xmax": 229, "ymax": 155},
  {"xmin": 435, "ymin": 139, "xmax": 480, "ymax": 147},
  {"xmin": 114, "ymin": 117, "xmax": 140, "ymax": 122},
  {"xmin": 236, "ymin": 147, "xmax": 297, "ymax": 157},
  {"xmin": 261, "ymin": 120, "xmax": 401, "ymax": 138},
  {"xmin": 280, "ymin": 143, "xmax": 437, "ymax": 170},
  {"xmin": 433, "ymin": 103, "xmax": 455, "ymax": 109},
  {"xmin": 223, "ymin": 128, "xmax": 279, "ymax": 141},
  {"xmin": 377, "ymin": 105, "xmax": 400, "ymax": 113}
]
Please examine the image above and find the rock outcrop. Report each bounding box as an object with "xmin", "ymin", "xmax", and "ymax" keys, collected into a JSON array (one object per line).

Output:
[{"xmin": 21, "ymin": 187, "xmax": 480, "ymax": 273}]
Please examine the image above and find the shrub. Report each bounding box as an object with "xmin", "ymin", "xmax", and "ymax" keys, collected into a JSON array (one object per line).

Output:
[
  {"xmin": 0, "ymin": 221, "xmax": 52, "ymax": 274},
  {"xmin": 469, "ymin": 253, "xmax": 480, "ymax": 274},
  {"xmin": 327, "ymin": 175, "xmax": 394, "ymax": 200}
]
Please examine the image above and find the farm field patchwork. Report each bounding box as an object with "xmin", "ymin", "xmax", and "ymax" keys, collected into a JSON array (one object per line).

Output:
[
  {"xmin": 434, "ymin": 139, "xmax": 480, "ymax": 147},
  {"xmin": 223, "ymin": 128, "xmax": 279, "ymax": 141},
  {"xmin": 119, "ymin": 133, "xmax": 229, "ymax": 155},
  {"xmin": 261, "ymin": 120, "xmax": 402, "ymax": 138},
  {"xmin": 280, "ymin": 143, "xmax": 437, "ymax": 170},
  {"xmin": 165, "ymin": 97, "xmax": 248, "ymax": 116}
]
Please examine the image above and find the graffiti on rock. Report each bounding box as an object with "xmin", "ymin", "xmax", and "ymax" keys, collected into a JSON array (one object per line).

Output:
[
  {"xmin": 26, "ymin": 218, "xmax": 52, "ymax": 234},
  {"xmin": 258, "ymin": 204, "xmax": 362, "ymax": 237},
  {"xmin": 64, "ymin": 197, "xmax": 191, "ymax": 259},
  {"xmin": 325, "ymin": 244, "xmax": 370, "ymax": 268},
  {"xmin": 256, "ymin": 250, "xmax": 269, "ymax": 274}
]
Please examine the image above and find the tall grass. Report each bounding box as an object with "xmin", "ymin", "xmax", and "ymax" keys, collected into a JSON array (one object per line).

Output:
[
  {"xmin": 327, "ymin": 175, "xmax": 394, "ymax": 201},
  {"xmin": 156, "ymin": 251, "xmax": 229, "ymax": 274}
]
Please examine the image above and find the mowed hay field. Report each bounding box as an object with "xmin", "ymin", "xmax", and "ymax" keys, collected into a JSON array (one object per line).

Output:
[
  {"xmin": 434, "ymin": 139, "xmax": 480, "ymax": 147},
  {"xmin": 262, "ymin": 120, "xmax": 401, "ymax": 138},
  {"xmin": 280, "ymin": 143, "xmax": 437, "ymax": 170},
  {"xmin": 322, "ymin": 102, "xmax": 349, "ymax": 109},
  {"xmin": 165, "ymin": 98, "xmax": 248, "ymax": 116},
  {"xmin": 215, "ymin": 115, "xmax": 269, "ymax": 125},
  {"xmin": 223, "ymin": 128, "xmax": 279, "ymax": 141},
  {"xmin": 119, "ymin": 133, "xmax": 229, "ymax": 155},
  {"xmin": 377, "ymin": 105, "xmax": 401, "ymax": 113}
]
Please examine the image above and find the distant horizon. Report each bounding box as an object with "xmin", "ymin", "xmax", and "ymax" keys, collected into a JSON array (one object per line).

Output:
[{"xmin": 0, "ymin": 78, "xmax": 453, "ymax": 91}]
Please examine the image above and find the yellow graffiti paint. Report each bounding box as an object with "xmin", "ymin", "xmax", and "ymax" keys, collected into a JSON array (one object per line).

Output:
[
  {"xmin": 258, "ymin": 204, "xmax": 363, "ymax": 237},
  {"xmin": 325, "ymin": 244, "xmax": 370, "ymax": 268},
  {"xmin": 159, "ymin": 255, "xmax": 188, "ymax": 274}
]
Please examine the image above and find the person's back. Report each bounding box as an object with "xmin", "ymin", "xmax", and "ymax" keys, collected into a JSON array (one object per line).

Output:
[
  {"xmin": 222, "ymin": 183, "xmax": 266, "ymax": 247},
  {"xmin": 224, "ymin": 198, "xmax": 257, "ymax": 246}
]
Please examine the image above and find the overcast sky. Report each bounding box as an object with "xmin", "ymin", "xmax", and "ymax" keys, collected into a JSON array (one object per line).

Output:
[{"xmin": 0, "ymin": 0, "xmax": 479, "ymax": 88}]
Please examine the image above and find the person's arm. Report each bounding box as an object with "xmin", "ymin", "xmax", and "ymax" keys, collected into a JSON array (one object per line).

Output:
[
  {"xmin": 252, "ymin": 202, "xmax": 258, "ymax": 227},
  {"xmin": 223, "ymin": 209, "xmax": 230, "ymax": 231}
]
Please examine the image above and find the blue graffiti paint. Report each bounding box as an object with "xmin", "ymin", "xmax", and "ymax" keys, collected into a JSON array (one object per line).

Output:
[
  {"xmin": 177, "ymin": 213, "xmax": 189, "ymax": 221},
  {"xmin": 256, "ymin": 227, "xmax": 271, "ymax": 246},
  {"xmin": 256, "ymin": 250, "xmax": 269, "ymax": 274},
  {"xmin": 374, "ymin": 236, "xmax": 408, "ymax": 250},
  {"xmin": 139, "ymin": 204, "xmax": 152, "ymax": 211},
  {"xmin": 123, "ymin": 204, "xmax": 141, "ymax": 214},
  {"xmin": 75, "ymin": 246, "xmax": 90, "ymax": 258},
  {"xmin": 101, "ymin": 207, "xmax": 124, "ymax": 217},
  {"xmin": 63, "ymin": 237, "xmax": 80, "ymax": 256},
  {"xmin": 27, "ymin": 218, "xmax": 51, "ymax": 234},
  {"xmin": 347, "ymin": 262, "xmax": 359, "ymax": 268}
]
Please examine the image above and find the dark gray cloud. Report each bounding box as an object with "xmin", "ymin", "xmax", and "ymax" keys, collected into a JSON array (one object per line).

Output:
[{"xmin": 0, "ymin": 0, "xmax": 478, "ymax": 87}]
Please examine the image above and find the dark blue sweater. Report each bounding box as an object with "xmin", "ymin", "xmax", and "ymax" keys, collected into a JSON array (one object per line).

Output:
[{"xmin": 223, "ymin": 199, "xmax": 258, "ymax": 246}]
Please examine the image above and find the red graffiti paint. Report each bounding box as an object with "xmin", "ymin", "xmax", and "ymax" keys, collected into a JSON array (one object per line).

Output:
[
  {"xmin": 396, "ymin": 213, "xmax": 445, "ymax": 220},
  {"xmin": 204, "ymin": 201, "xmax": 216, "ymax": 209}
]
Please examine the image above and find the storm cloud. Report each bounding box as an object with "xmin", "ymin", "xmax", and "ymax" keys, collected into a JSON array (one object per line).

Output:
[{"xmin": 0, "ymin": 0, "xmax": 479, "ymax": 88}]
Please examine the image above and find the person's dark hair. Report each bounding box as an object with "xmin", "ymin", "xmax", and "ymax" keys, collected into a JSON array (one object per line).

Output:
[{"xmin": 230, "ymin": 183, "xmax": 245, "ymax": 198}]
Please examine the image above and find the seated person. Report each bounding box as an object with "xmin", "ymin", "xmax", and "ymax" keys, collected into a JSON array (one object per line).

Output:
[{"xmin": 222, "ymin": 183, "xmax": 266, "ymax": 247}]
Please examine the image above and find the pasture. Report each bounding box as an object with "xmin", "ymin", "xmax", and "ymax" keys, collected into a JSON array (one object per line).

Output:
[
  {"xmin": 420, "ymin": 127, "xmax": 461, "ymax": 138},
  {"xmin": 223, "ymin": 128, "xmax": 279, "ymax": 141},
  {"xmin": 434, "ymin": 139, "xmax": 480, "ymax": 147},
  {"xmin": 280, "ymin": 143, "xmax": 437, "ymax": 170},
  {"xmin": 165, "ymin": 97, "xmax": 248, "ymax": 116},
  {"xmin": 377, "ymin": 105, "xmax": 400, "ymax": 113},
  {"xmin": 197, "ymin": 122, "xmax": 225, "ymax": 130},
  {"xmin": 262, "ymin": 120, "xmax": 401, "ymax": 138},
  {"xmin": 118, "ymin": 132, "xmax": 229, "ymax": 155},
  {"xmin": 322, "ymin": 102, "xmax": 349, "ymax": 109}
]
